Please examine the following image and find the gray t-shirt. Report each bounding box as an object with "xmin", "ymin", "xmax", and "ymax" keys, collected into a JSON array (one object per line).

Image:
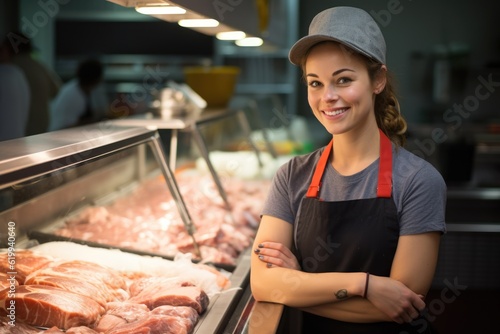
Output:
[{"xmin": 262, "ymin": 144, "xmax": 447, "ymax": 235}]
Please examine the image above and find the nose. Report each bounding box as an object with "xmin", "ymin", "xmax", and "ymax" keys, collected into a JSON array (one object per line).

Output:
[{"xmin": 323, "ymin": 84, "xmax": 338, "ymax": 101}]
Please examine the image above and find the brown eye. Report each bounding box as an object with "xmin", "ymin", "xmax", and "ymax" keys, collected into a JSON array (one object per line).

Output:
[
  {"xmin": 338, "ymin": 77, "xmax": 352, "ymax": 84},
  {"xmin": 308, "ymin": 80, "xmax": 321, "ymax": 88}
]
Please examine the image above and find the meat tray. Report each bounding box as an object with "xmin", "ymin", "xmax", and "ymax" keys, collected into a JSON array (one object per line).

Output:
[{"xmin": 0, "ymin": 124, "xmax": 260, "ymax": 333}]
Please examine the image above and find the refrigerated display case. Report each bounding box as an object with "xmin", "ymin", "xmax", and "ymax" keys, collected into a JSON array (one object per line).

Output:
[{"xmin": 0, "ymin": 123, "xmax": 264, "ymax": 332}]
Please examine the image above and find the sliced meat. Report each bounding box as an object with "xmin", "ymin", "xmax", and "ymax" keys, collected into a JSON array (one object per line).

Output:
[
  {"xmin": 24, "ymin": 275, "xmax": 108, "ymax": 307},
  {"xmin": 0, "ymin": 250, "xmax": 53, "ymax": 284},
  {"xmin": 105, "ymin": 302, "xmax": 150, "ymax": 323},
  {"xmin": 25, "ymin": 260, "xmax": 128, "ymax": 302},
  {"xmin": 151, "ymin": 305, "xmax": 199, "ymax": 333},
  {"xmin": 66, "ymin": 326, "xmax": 99, "ymax": 334},
  {"xmin": 0, "ymin": 272, "xmax": 17, "ymax": 291},
  {"xmin": 40, "ymin": 327, "xmax": 63, "ymax": 333},
  {"xmin": 0, "ymin": 285, "xmax": 104, "ymax": 329},
  {"xmin": 105, "ymin": 314, "xmax": 192, "ymax": 334},
  {"xmin": 0, "ymin": 316, "xmax": 42, "ymax": 333},
  {"xmin": 128, "ymin": 277, "xmax": 184, "ymax": 297},
  {"xmin": 128, "ymin": 282, "xmax": 209, "ymax": 314},
  {"xmin": 38, "ymin": 260, "xmax": 127, "ymax": 289},
  {"xmin": 94, "ymin": 302, "xmax": 150, "ymax": 332},
  {"xmin": 94, "ymin": 314, "xmax": 126, "ymax": 333}
]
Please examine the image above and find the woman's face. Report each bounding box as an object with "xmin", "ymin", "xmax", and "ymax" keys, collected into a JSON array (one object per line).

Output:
[{"xmin": 305, "ymin": 42, "xmax": 382, "ymax": 136}]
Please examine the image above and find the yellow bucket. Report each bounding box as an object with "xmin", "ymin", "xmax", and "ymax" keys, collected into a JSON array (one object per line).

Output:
[{"xmin": 183, "ymin": 66, "xmax": 240, "ymax": 108}]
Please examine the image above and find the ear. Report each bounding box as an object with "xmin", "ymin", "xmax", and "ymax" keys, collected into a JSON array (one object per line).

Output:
[{"xmin": 373, "ymin": 65, "xmax": 387, "ymax": 94}]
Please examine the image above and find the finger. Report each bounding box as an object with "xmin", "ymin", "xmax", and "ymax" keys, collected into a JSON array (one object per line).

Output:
[
  {"xmin": 409, "ymin": 309, "xmax": 420, "ymax": 320},
  {"xmin": 413, "ymin": 295, "xmax": 426, "ymax": 311},
  {"xmin": 257, "ymin": 242, "xmax": 298, "ymax": 262},
  {"xmin": 257, "ymin": 254, "xmax": 279, "ymax": 265},
  {"xmin": 259, "ymin": 242, "xmax": 290, "ymax": 254}
]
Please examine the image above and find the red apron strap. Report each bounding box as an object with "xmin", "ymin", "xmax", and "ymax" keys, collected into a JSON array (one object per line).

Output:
[
  {"xmin": 306, "ymin": 140, "xmax": 333, "ymax": 198},
  {"xmin": 306, "ymin": 129, "xmax": 392, "ymax": 198},
  {"xmin": 377, "ymin": 129, "xmax": 393, "ymax": 198}
]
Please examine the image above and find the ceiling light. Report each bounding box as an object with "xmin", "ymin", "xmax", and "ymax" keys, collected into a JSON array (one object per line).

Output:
[
  {"xmin": 178, "ymin": 19, "xmax": 219, "ymax": 28},
  {"xmin": 216, "ymin": 31, "xmax": 246, "ymax": 40},
  {"xmin": 235, "ymin": 37, "xmax": 263, "ymax": 47},
  {"xmin": 135, "ymin": 5, "xmax": 186, "ymax": 15}
]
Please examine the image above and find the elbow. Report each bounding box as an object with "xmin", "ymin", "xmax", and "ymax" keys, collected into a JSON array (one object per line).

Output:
[{"xmin": 250, "ymin": 274, "xmax": 269, "ymax": 302}]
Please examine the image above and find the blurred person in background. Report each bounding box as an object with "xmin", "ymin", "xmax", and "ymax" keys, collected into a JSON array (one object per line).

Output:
[
  {"xmin": 6, "ymin": 32, "xmax": 62, "ymax": 135},
  {"xmin": 49, "ymin": 58, "xmax": 108, "ymax": 131},
  {"xmin": 0, "ymin": 35, "xmax": 30, "ymax": 141}
]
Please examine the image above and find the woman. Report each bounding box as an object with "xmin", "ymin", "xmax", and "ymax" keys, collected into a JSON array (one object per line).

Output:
[{"xmin": 250, "ymin": 6, "xmax": 446, "ymax": 333}]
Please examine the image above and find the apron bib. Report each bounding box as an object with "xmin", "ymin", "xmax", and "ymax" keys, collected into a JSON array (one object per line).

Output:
[{"xmin": 292, "ymin": 129, "xmax": 433, "ymax": 333}]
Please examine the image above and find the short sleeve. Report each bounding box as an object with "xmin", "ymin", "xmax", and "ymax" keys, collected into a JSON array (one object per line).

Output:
[{"xmin": 398, "ymin": 164, "xmax": 447, "ymax": 235}]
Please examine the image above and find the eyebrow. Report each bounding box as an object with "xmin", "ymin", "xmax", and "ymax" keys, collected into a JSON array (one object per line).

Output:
[{"xmin": 306, "ymin": 68, "xmax": 355, "ymax": 78}]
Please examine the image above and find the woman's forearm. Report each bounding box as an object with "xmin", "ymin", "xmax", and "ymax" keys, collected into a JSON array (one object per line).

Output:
[
  {"xmin": 300, "ymin": 297, "xmax": 392, "ymax": 323},
  {"xmin": 250, "ymin": 267, "xmax": 366, "ymax": 307}
]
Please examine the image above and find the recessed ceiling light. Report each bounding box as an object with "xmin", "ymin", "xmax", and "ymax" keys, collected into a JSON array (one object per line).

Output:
[
  {"xmin": 235, "ymin": 37, "xmax": 263, "ymax": 47},
  {"xmin": 216, "ymin": 31, "xmax": 246, "ymax": 40},
  {"xmin": 178, "ymin": 19, "xmax": 219, "ymax": 28},
  {"xmin": 135, "ymin": 5, "xmax": 186, "ymax": 15}
]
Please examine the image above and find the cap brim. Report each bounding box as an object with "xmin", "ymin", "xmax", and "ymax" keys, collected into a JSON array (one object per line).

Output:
[{"xmin": 288, "ymin": 34, "xmax": 380, "ymax": 66}]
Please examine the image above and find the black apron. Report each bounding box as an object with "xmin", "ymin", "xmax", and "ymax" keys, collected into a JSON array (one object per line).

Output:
[{"xmin": 292, "ymin": 129, "xmax": 433, "ymax": 333}]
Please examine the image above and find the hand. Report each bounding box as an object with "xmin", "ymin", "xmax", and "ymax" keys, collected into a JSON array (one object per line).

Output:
[
  {"xmin": 254, "ymin": 242, "xmax": 301, "ymax": 270},
  {"xmin": 366, "ymin": 275, "xmax": 426, "ymax": 324}
]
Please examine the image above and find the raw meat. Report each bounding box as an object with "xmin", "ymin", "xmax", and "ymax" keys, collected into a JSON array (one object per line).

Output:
[
  {"xmin": 0, "ymin": 250, "xmax": 52, "ymax": 284},
  {"xmin": 95, "ymin": 303, "xmax": 199, "ymax": 334},
  {"xmin": 151, "ymin": 305, "xmax": 199, "ymax": 333},
  {"xmin": 105, "ymin": 314, "xmax": 192, "ymax": 334},
  {"xmin": 25, "ymin": 260, "xmax": 129, "ymax": 303},
  {"xmin": 42, "ymin": 327, "xmax": 99, "ymax": 334},
  {"xmin": 66, "ymin": 326, "xmax": 99, "ymax": 333},
  {"xmin": 0, "ymin": 316, "xmax": 41, "ymax": 333},
  {"xmin": 53, "ymin": 174, "xmax": 270, "ymax": 264},
  {"xmin": 25, "ymin": 275, "xmax": 110, "ymax": 307},
  {"xmin": 0, "ymin": 273, "xmax": 17, "ymax": 291},
  {"xmin": 94, "ymin": 302, "xmax": 150, "ymax": 332},
  {"xmin": 128, "ymin": 279, "xmax": 209, "ymax": 314},
  {"xmin": 0, "ymin": 285, "xmax": 104, "ymax": 329},
  {"xmin": 105, "ymin": 302, "xmax": 150, "ymax": 322}
]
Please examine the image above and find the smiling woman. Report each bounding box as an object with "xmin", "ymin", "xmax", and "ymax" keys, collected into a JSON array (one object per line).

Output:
[{"xmin": 250, "ymin": 6, "xmax": 446, "ymax": 334}]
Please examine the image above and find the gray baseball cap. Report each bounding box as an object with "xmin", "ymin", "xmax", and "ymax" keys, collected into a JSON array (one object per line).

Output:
[{"xmin": 289, "ymin": 7, "xmax": 386, "ymax": 66}]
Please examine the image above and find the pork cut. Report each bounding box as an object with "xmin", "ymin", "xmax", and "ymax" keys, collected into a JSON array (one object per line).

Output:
[
  {"xmin": 24, "ymin": 275, "xmax": 108, "ymax": 307},
  {"xmin": 0, "ymin": 250, "xmax": 53, "ymax": 284},
  {"xmin": 53, "ymin": 174, "xmax": 270, "ymax": 265},
  {"xmin": 128, "ymin": 279, "xmax": 209, "ymax": 314},
  {"xmin": 0, "ymin": 273, "xmax": 17, "ymax": 291},
  {"xmin": 0, "ymin": 316, "xmax": 41, "ymax": 333},
  {"xmin": 24, "ymin": 260, "xmax": 129, "ymax": 303},
  {"xmin": 95, "ymin": 303, "xmax": 199, "ymax": 334},
  {"xmin": 105, "ymin": 314, "xmax": 192, "ymax": 334},
  {"xmin": 151, "ymin": 305, "xmax": 199, "ymax": 333},
  {"xmin": 0, "ymin": 285, "xmax": 104, "ymax": 329},
  {"xmin": 66, "ymin": 326, "xmax": 99, "ymax": 333},
  {"xmin": 94, "ymin": 302, "xmax": 150, "ymax": 332}
]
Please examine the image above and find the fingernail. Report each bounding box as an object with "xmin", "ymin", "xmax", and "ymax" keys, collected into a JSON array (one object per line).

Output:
[
  {"xmin": 266, "ymin": 263, "xmax": 272, "ymax": 268},
  {"xmin": 258, "ymin": 255, "xmax": 264, "ymax": 260},
  {"xmin": 258, "ymin": 244, "xmax": 263, "ymax": 248},
  {"xmin": 254, "ymin": 248, "xmax": 260, "ymax": 253}
]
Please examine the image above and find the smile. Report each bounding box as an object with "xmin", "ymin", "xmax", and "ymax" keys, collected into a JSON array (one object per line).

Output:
[{"xmin": 323, "ymin": 108, "xmax": 348, "ymax": 116}]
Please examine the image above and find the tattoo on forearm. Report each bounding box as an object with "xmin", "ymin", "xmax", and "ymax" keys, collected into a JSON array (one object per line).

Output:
[{"xmin": 335, "ymin": 289, "xmax": 348, "ymax": 300}]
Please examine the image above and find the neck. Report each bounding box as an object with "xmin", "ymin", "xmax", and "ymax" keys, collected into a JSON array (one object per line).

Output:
[{"xmin": 331, "ymin": 127, "xmax": 380, "ymax": 176}]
